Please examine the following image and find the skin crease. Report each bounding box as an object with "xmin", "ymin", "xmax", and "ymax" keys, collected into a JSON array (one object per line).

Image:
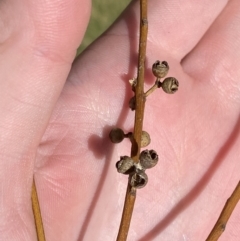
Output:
[{"xmin": 0, "ymin": 0, "xmax": 240, "ymax": 240}]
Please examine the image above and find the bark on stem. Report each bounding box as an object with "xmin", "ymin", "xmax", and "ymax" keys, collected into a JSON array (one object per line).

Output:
[
  {"xmin": 32, "ymin": 178, "xmax": 46, "ymax": 241},
  {"xmin": 116, "ymin": 1, "xmax": 148, "ymax": 240},
  {"xmin": 206, "ymin": 181, "xmax": 240, "ymax": 241}
]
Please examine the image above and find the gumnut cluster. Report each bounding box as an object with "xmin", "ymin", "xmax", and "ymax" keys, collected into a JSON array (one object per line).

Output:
[
  {"xmin": 116, "ymin": 149, "xmax": 158, "ymax": 188},
  {"xmin": 129, "ymin": 60, "xmax": 179, "ymax": 110}
]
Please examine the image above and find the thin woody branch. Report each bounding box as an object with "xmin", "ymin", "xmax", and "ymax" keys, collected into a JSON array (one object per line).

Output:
[
  {"xmin": 32, "ymin": 178, "xmax": 46, "ymax": 241},
  {"xmin": 116, "ymin": 0, "xmax": 148, "ymax": 240},
  {"xmin": 206, "ymin": 181, "xmax": 240, "ymax": 241}
]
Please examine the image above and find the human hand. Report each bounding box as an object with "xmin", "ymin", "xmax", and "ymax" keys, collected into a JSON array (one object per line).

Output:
[
  {"xmin": 0, "ymin": 0, "xmax": 91, "ymax": 240},
  {"xmin": 1, "ymin": 0, "xmax": 240, "ymax": 241}
]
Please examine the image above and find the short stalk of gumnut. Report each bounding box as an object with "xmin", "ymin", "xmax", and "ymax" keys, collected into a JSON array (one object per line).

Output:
[{"xmin": 109, "ymin": 128, "xmax": 151, "ymax": 147}]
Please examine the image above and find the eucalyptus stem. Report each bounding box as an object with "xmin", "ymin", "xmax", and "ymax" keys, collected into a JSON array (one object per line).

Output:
[
  {"xmin": 206, "ymin": 181, "xmax": 240, "ymax": 241},
  {"xmin": 144, "ymin": 80, "xmax": 159, "ymax": 97},
  {"xmin": 32, "ymin": 178, "xmax": 46, "ymax": 241},
  {"xmin": 116, "ymin": 0, "xmax": 148, "ymax": 240}
]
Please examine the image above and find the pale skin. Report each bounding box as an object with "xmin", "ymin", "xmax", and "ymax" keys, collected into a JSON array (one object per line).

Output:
[{"xmin": 1, "ymin": 0, "xmax": 240, "ymax": 240}]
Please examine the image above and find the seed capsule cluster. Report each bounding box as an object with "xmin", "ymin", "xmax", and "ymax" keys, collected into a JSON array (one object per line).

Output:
[
  {"xmin": 116, "ymin": 150, "xmax": 158, "ymax": 188},
  {"xmin": 129, "ymin": 60, "xmax": 179, "ymax": 110},
  {"xmin": 152, "ymin": 60, "xmax": 179, "ymax": 94},
  {"xmin": 110, "ymin": 60, "xmax": 179, "ymax": 189},
  {"xmin": 151, "ymin": 60, "xmax": 179, "ymax": 94}
]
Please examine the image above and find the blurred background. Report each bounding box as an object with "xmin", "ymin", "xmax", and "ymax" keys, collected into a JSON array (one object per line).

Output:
[{"xmin": 77, "ymin": 0, "xmax": 131, "ymax": 54}]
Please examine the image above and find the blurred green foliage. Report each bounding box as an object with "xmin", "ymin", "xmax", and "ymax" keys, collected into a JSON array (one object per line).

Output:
[{"xmin": 77, "ymin": 0, "xmax": 130, "ymax": 54}]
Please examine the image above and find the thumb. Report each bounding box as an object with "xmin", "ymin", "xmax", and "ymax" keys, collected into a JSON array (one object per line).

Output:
[{"xmin": 0, "ymin": 0, "xmax": 91, "ymax": 240}]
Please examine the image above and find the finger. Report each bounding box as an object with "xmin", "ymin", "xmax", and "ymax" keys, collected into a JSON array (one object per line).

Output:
[
  {"xmin": 161, "ymin": 1, "xmax": 240, "ymax": 240},
  {"xmin": 109, "ymin": 0, "xmax": 228, "ymax": 60},
  {"xmin": 0, "ymin": 0, "xmax": 91, "ymax": 240},
  {"xmin": 182, "ymin": 0, "xmax": 240, "ymax": 106}
]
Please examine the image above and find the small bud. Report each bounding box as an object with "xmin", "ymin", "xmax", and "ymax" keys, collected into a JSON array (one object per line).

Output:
[
  {"xmin": 129, "ymin": 96, "xmax": 136, "ymax": 111},
  {"xmin": 109, "ymin": 128, "xmax": 125, "ymax": 143},
  {"xmin": 130, "ymin": 169, "xmax": 148, "ymax": 188},
  {"xmin": 116, "ymin": 156, "xmax": 135, "ymax": 174},
  {"xmin": 152, "ymin": 60, "xmax": 169, "ymax": 78},
  {"xmin": 139, "ymin": 149, "xmax": 158, "ymax": 169},
  {"xmin": 141, "ymin": 131, "xmax": 151, "ymax": 147},
  {"xmin": 129, "ymin": 78, "xmax": 137, "ymax": 91},
  {"xmin": 162, "ymin": 77, "xmax": 179, "ymax": 94}
]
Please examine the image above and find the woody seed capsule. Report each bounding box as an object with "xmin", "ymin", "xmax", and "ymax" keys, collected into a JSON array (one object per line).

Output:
[
  {"xmin": 141, "ymin": 131, "xmax": 151, "ymax": 147},
  {"xmin": 152, "ymin": 60, "xmax": 169, "ymax": 78},
  {"xmin": 130, "ymin": 169, "xmax": 148, "ymax": 188},
  {"xmin": 129, "ymin": 96, "xmax": 136, "ymax": 111},
  {"xmin": 162, "ymin": 77, "xmax": 179, "ymax": 94},
  {"xmin": 139, "ymin": 149, "xmax": 158, "ymax": 169},
  {"xmin": 109, "ymin": 128, "xmax": 125, "ymax": 143},
  {"xmin": 116, "ymin": 156, "xmax": 135, "ymax": 174}
]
